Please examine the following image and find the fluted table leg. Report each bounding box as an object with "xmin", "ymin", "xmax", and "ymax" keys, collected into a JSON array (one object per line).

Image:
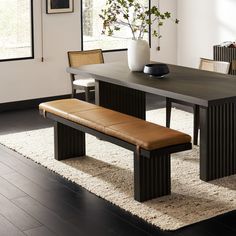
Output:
[
  {"xmin": 200, "ymin": 102, "xmax": 236, "ymax": 181},
  {"xmin": 95, "ymin": 80, "xmax": 146, "ymax": 120}
]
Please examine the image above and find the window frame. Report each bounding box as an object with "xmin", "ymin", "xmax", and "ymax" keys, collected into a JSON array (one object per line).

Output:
[
  {"xmin": 0, "ymin": 0, "xmax": 34, "ymax": 62},
  {"xmin": 80, "ymin": 0, "xmax": 151, "ymax": 52}
]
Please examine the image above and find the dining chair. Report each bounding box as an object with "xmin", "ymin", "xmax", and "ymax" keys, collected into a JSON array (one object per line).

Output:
[
  {"xmin": 166, "ymin": 58, "xmax": 230, "ymax": 145},
  {"xmin": 199, "ymin": 58, "xmax": 230, "ymax": 73},
  {"xmin": 67, "ymin": 49, "xmax": 104, "ymax": 101}
]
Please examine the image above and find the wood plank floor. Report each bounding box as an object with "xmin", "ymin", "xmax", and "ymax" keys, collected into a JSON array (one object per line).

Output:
[{"xmin": 0, "ymin": 94, "xmax": 236, "ymax": 235}]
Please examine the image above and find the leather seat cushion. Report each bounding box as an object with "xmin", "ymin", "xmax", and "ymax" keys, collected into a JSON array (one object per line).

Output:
[
  {"xmin": 106, "ymin": 120, "xmax": 191, "ymax": 150},
  {"xmin": 39, "ymin": 99, "xmax": 191, "ymax": 150},
  {"xmin": 39, "ymin": 99, "xmax": 98, "ymax": 119},
  {"xmin": 69, "ymin": 108, "xmax": 135, "ymax": 133}
]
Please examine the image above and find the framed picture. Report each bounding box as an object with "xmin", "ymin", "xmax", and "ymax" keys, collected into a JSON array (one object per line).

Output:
[{"xmin": 46, "ymin": 0, "xmax": 74, "ymax": 14}]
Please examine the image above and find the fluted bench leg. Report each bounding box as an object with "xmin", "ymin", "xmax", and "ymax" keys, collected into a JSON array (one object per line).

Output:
[
  {"xmin": 134, "ymin": 152, "xmax": 171, "ymax": 202},
  {"xmin": 54, "ymin": 122, "xmax": 85, "ymax": 161}
]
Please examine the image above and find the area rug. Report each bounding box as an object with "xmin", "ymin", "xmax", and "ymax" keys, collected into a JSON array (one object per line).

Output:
[{"xmin": 0, "ymin": 108, "xmax": 236, "ymax": 231}]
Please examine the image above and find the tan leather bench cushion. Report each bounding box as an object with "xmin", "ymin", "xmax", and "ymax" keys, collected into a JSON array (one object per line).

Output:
[
  {"xmin": 39, "ymin": 99, "xmax": 191, "ymax": 150},
  {"xmin": 69, "ymin": 108, "xmax": 134, "ymax": 133},
  {"xmin": 107, "ymin": 120, "xmax": 190, "ymax": 150},
  {"xmin": 39, "ymin": 99, "xmax": 98, "ymax": 119}
]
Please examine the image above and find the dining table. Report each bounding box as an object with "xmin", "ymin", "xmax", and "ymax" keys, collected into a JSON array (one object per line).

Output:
[{"xmin": 67, "ymin": 61, "xmax": 236, "ymax": 182}]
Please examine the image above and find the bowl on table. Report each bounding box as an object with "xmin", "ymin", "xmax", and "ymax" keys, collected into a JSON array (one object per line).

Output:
[{"xmin": 143, "ymin": 63, "xmax": 169, "ymax": 77}]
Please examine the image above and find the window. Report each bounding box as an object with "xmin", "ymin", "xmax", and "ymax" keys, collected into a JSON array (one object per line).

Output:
[
  {"xmin": 0, "ymin": 0, "xmax": 34, "ymax": 61},
  {"xmin": 81, "ymin": 0, "xmax": 149, "ymax": 51}
]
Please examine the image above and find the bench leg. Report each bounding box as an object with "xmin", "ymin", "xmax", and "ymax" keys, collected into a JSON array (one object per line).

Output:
[
  {"xmin": 54, "ymin": 122, "xmax": 85, "ymax": 161},
  {"xmin": 134, "ymin": 153, "xmax": 171, "ymax": 202}
]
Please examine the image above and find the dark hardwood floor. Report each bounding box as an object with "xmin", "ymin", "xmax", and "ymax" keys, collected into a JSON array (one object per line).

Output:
[{"xmin": 0, "ymin": 94, "xmax": 236, "ymax": 236}]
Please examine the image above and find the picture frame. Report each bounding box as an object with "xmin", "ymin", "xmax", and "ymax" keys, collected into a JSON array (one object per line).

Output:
[{"xmin": 46, "ymin": 0, "xmax": 74, "ymax": 14}]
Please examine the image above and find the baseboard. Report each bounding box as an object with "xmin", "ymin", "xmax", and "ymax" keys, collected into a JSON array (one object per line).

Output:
[{"xmin": 0, "ymin": 92, "xmax": 94, "ymax": 113}]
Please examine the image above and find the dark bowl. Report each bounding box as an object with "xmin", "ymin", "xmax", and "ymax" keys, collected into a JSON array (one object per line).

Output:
[{"xmin": 143, "ymin": 63, "xmax": 169, "ymax": 77}]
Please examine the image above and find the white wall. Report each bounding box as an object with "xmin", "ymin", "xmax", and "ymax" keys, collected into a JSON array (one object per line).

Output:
[
  {"xmin": 177, "ymin": 0, "xmax": 236, "ymax": 68},
  {"xmin": 151, "ymin": 0, "xmax": 178, "ymax": 64},
  {"xmin": 0, "ymin": 0, "xmax": 80, "ymax": 103},
  {"xmin": 0, "ymin": 0, "xmax": 177, "ymax": 103}
]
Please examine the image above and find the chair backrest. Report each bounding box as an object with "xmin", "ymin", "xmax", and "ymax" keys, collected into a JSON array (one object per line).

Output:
[
  {"xmin": 199, "ymin": 58, "xmax": 230, "ymax": 74},
  {"xmin": 68, "ymin": 49, "xmax": 104, "ymax": 67}
]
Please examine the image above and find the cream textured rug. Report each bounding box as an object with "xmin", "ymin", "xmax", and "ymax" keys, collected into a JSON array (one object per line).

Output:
[{"xmin": 0, "ymin": 108, "xmax": 236, "ymax": 231}]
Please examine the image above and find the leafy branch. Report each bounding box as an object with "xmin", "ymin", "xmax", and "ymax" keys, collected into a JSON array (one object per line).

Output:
[{"xmin": 99, "ymin": 0, "xmax": 179, "ymax": 40}]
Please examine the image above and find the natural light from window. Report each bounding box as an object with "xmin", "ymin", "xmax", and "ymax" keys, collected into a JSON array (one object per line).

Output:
[
  {"xmin": 82, "ymin": 0, "xmax": 149, "ymax": 51},
  {"xmin": 0, "ymin": 0, "xmax": 33, "ymax": 61}
]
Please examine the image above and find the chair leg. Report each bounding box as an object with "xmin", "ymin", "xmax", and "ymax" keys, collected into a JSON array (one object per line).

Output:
[
  {"xmin": 72, "ymin": 88, "xmax": 76, "ymax": 98},
  {"xmin": 84, "ymin": 87, "xmax": 89, "ymax": 102},
  {"xmin": 193, "ymin": 105, "xmax": 200, "ymax": 145},
  {"xmin": 166, "ymin": 98, "xmax": 172, "ymax": 128}
]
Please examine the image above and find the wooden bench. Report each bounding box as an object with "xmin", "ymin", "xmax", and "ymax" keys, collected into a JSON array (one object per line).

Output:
[{"xmin": 39, "ymin": 99, "xmax": 192, "ymax": 202}]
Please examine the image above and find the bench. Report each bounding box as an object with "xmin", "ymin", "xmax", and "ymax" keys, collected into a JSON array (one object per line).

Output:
[{"xmin": 39, "ymin": 99, "xmax": 192, "ymax": 202}]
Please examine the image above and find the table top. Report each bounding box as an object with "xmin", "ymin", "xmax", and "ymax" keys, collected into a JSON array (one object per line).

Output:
[{"xmin": 67, "ymin": 62, "xmax": 236, "ymax": 107}]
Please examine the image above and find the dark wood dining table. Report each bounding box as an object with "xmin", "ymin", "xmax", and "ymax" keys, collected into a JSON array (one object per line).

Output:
[{"xmin": 67, "ymin": 62, "xmax": 236, "ymax": 182}]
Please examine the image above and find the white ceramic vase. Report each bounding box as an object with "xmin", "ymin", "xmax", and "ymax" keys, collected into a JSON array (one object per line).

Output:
[{"xmin": 127, "ymin": 39, "xmax": 150, "ymax": 72}]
